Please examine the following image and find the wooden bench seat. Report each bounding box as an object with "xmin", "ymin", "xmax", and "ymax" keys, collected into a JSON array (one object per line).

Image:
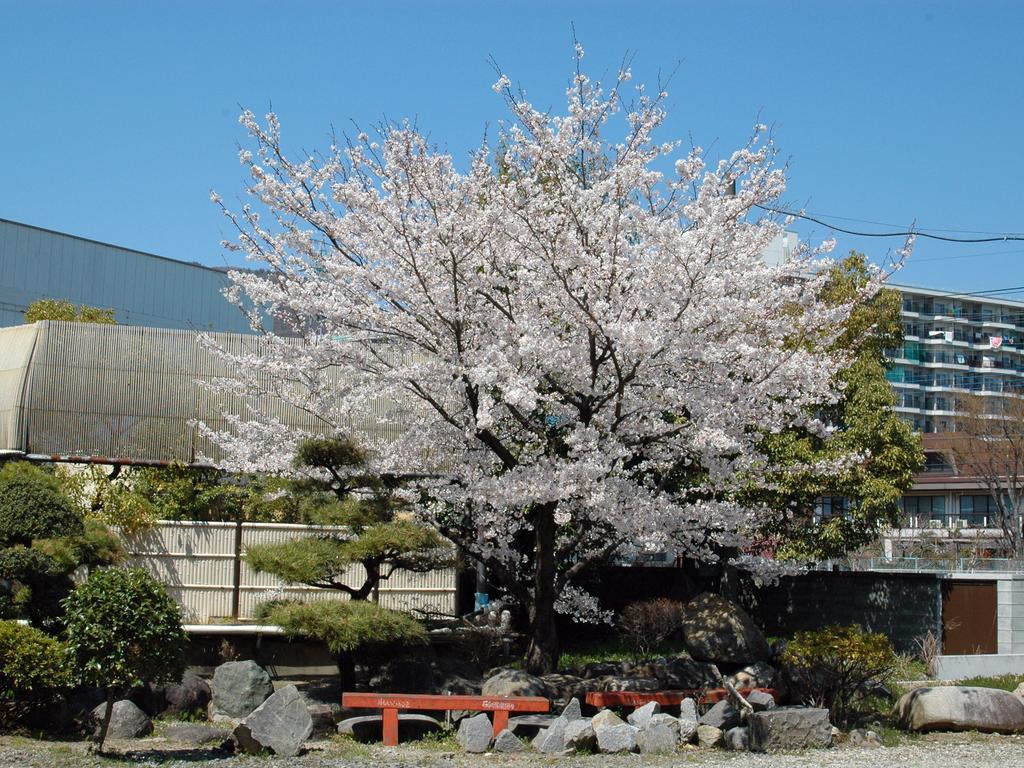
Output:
[
  {"xmin": 585, "ymin": 687, "xmax": 779, "ymax": 709},
  {"xmin": 341, "ymin": 692, "xmax": 550, "ymax": 746}
]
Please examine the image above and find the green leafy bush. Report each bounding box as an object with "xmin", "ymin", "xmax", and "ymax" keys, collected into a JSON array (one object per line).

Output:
[
  {"xmin": 780, "ymin": 624, "xmax": 897, "ymax": 726},
  {"xmin": 0, "ymin": 462, "xmax": 83, "ymax": 546},
  {"xmin": 617, "ymin": 598, "xmax": 685, "ymax": 661},
  {"xmin": 0, "ymin": 620, "xmax": 72, "ymax": 727},
  {"xmin": 258, "ymin": 599, "xmax": 427, "ymax": 653},
  {"xmin": 63, "ymin": 568, "xmax": 186, "ymax": 750}
]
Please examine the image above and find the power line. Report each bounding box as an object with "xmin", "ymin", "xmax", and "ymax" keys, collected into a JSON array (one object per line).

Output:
[
  {"xmin": 780, "ymin": 208, "xmax": 1015, "ymax": 237},
  {"xmin": 757, "ymin": 205, "xmax": 1024, "ymax": 243}
]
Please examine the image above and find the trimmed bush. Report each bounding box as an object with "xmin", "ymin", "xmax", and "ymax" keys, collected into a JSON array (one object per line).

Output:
[
  {"xmin": 617, "ymin": 598, "xmax": 685, "ymax": 660},
  {"xmin": 780, "ymin": 624, "xmax": 896, "ymax": 726},
  {"xmin": 0, "ymin": 462, "xmax": 82, "ymax": 546},
  {"xmin": 0, "ymin": 620, "xmax": 72, "ymax": 727},
  {"xmin": 63, "ymin": 568, "xmax": 185, "ymax": 750},
  {"xmin": 258, "ymin": 599, "xmax": 427, "ymax": 653}
]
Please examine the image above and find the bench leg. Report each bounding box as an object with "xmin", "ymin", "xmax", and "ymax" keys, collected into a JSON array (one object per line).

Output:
[
  {"xmin": 382, "ymin": 708, "xmax": 399, "ymax": 746},
  {"xmin": 492, "ymin": 709, "xmax": 509, "ymax": 737}
]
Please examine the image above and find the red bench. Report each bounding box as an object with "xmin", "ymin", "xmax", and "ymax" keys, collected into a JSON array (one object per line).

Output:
[
  {"xmin": 585, "ymin": 687, "xmax": 779, "ymax": 708},
  {"xmin": 341, "ymin": 692, "xmax": 550, "ymax": 746}
]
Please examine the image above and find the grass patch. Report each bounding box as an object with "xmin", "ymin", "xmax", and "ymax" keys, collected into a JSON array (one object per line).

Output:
[
  {"xmin": 559, "ymin": 637, "xmax": 690, "ymax": 670},
  {"xmin": 329, "ymin": 734, "xmax": 376, "ymax": 758},
  {"xmin": 890, "ymin": 653, "xmax": 931, "ymax": 682},
  {"xmin": 411, "ymin": 728, "xmax": 459, "ymax": 751},
  {"xmin": 956, "ymin": 674, "xmax": 1024, "ymax": 691}
]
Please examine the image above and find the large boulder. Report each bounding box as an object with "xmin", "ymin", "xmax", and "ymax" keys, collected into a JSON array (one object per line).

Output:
[
  {"xmin": 232, "ymin": 685, "xmax": 313, "ymax": 757},
  {"xmin": 748, "ymin": 707, "xmax": 832, "ymax": 752},
  {"xmin": 895, "ymin": 686, "xmax": 1024, "ymax": 734},
  {"xmin": 481, "ymin": 669, "xmax": 549, "ymax": 699},
  {"xmin": 680, "ymin": 593, "xmax": 769, "ymax": 664},
  {"xmin": 92, "ymin": 699, "xmax": 152, "ymax": 740},
  {"xmin": 164, "ymin": 670, "xmax": 211, "ymax": 717},
  {"xmin": 662, "ymin": 657, "xmax": 721, "ymax": 689},
  {"xmin": 210, "ymin": 660, "xmax": 274, "ymax": 721}
]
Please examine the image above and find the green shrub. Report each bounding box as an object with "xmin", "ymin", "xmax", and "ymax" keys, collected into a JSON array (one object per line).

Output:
[
  {"xmin": 780, "ymin": 624, "xmax": 897, "ymax": 727},
  {"xmin": 63, "ymin": 567, "xmax": 186, "ymax": 751},
  {"xmin": 0, "ymin": 620, "xmax": 72, "ymax": 727},
  {"xmin": 617, "ymin": 598, "xmax": 685, "ymax": 661},
  {"xmin": 0, "ymin": 462, "xmax": 83, "ymax": 546},
  {"xmin": 258, "ymin": 599, "xmax": 427, "ymax": 653}
]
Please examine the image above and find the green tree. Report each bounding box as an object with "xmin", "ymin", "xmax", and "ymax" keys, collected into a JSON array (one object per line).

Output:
[
  {"xmin": 0, "ymin": 462, "xmax": 121, "ymax": 630},
  {"xmin": 24, "ymin": 299, "xmax": 116, "ymax": 324},
  {"xmin": 245, "ymin": 437, "xmax": 449, "ymax": 601},
  {"xmin": 63, "ymin": 567, "xmax": 185, "ymax": 752},
  {"xmin": 747, "ymin": 252, "xmax": 924, "ymax": 560}
]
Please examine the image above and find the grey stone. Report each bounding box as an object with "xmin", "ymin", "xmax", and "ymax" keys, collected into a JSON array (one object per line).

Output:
[
  {"xmin": 210, "ymin": 660, "xmax": 274, "ymax": 720},
  {"xmin": 164, "ymin": 670, "xmax": 211, "ymax": 717},
  {"xmin": 847, "ymin": 728, "xmax": 882, "ymax": 747},
  {"xmin": 748, "ymin": 707, "xmax": 832, "ymax": 752},
  {"xmin": 579, "ymin": 661, "xmax": 625, "ymax": 679},
  {"xmin": 563, "ymin": 718, "xmax": 596, "ymax": 751},
  {"xmin": 699, "ymin": 700, "xmax": 741, "ymax": 730},
  {"xmin": 457, "ymin": 712, "xmax": 493, "ymax": 753},
  {"xmin": 724, "ymin": 726, "xmax": 749, "ymax": 751},
  {"xmin": 232, "ymin": 685, "xmax": 313, "ymax": 757},
  {"xmin": 696, "ymin": 724, "xmax": 723, "ymax": 748},
  {"xmin": 92, "ymin": 699, "xmax": 152, "ymax": 740},
  {"xmin": 647, "ymin": 713, "xmax": 680, "ymax": 742},
  {"xmin": 160, "ymin": 723, "xmax": 229, "ymax": 745},
  {"xmin": 481, "ymin": 669, "xmax": 549, "ymax": 698},
  {"xmin": 727, "ymin": 661, "xmax": 784, "ymax": 693},
  {"xmin": 337, "ymin": 714, "xmax": 441, "ymax": 742},
  {"xmin": 746, "ymin": 690, "xmax": 777, "ymax": 711},
  {"xmin": 561, "ymin": 697, "xmax": 582, "ymax": 721},
  {"xmin": 662, "ymin": 656, "xmax": 722, "ymax": 688},
  {"xmin": 681, "ymin": 592, "xmax": 770, "ymax": 664},
  {"xmin": 493, "ymin": 728, "xmax": 529, "ymax": 752},
  {"xmin": 541, "ymin": 674, "xmax": 586, "ymax": 709},
  {"xmin": 598, "ymin": 676, "xmax": 661, "ymax": 692},
  {"xmin": 595, "ymin": 722, "xmax": 638, "ymax": 753},
  {"xmin": 638, "ymin": 721, "xmax": 676, "ymax": 754},
  {"xmin": 591, "ymin": 708, "xmax": 626, "ymax": 729},
  {"xmin": 895, "ymin": 686, "xmax": 1024, "ymax": 734},
  {"xmin": 626, "ymin": 700, "xmax": 661, "ymax": 728},
  {"xmin": 532, "ymin": 715, "xmax": 569, "ymax": 754}
]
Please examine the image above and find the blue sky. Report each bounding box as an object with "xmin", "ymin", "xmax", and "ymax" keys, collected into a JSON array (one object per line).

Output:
[{"xmin": 2, "ymin": 0, "xmax": 1022, "ymax": 293}]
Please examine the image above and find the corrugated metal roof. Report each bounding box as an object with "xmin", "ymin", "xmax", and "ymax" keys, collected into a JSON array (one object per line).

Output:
[{"xmin": 0, "ymin": 321, "xmax": 364, "ymax": 465}]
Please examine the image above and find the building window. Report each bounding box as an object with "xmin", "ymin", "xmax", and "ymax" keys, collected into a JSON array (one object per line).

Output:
[
  {"xmin": 959, "ymin": 495, "xmax": 992, "ymax": 527},
  {"xmin": 902, "ymin": 495, "xmax": 946, "ymax": 526}
]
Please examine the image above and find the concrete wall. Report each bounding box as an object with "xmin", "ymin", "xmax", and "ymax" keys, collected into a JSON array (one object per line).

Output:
[
  {"xmin": 743, "ymin": 571, "xmax": 942, "ymax": 653},
  {"xmin": 997, "ymin": 577, "xmax": 1024, "ymax": 654}
]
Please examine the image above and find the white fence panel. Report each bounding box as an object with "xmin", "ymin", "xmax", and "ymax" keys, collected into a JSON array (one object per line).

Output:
[{"xmin": 119, "ymin": 520, "xmax": 458, "ymax": 623}]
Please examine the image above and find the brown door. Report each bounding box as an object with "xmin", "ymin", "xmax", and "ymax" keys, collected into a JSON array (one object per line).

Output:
[{"xmin": 942, "ymin": 580, "xmax": 997, "ymax": 655}]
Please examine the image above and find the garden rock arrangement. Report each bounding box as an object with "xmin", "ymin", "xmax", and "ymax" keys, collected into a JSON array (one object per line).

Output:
[
  {"xmin": 896, "ymin": 686, "xmax": 1024, "ymax": 734},
  {"xmin": 209, "ymin": 660, "xmax": 275, "ymax": 722},
  {"xmin": 232, "ymin": 684, "xmax": 313, "ymax": 757},
  {"xmin": 91, "ymin": 699, "xmax": 153, "ymax": 740}
]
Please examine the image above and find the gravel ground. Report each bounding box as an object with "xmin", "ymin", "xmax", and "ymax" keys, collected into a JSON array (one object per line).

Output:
[{"xmin": 1, "ymin": 731, "xmax": 1023, "ymax": 768}]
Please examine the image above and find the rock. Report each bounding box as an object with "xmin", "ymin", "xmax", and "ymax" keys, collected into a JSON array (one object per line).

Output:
[
  {"xmin": 847, "ymin": 728, "xmax": 882, "ymax": 747},
  {"xmin": 748, "ymin": 707, "xmax": 832, "ymax": 752},
  {"xmin": 746, "ymin": 690, "xmax": 777, "ymax": 711},
  {"xmin": 507, "ymin": 714, "xmax": 557, "ymax": 738},
  {"xmin": 164, "ymin": 670, "xmax": 211, "ymax": 717},
  {"xmin": 541, "ymin": 674, "xmax": 586, "ymax": 709},
  {"xmin": 696, "ymin": 724, "xmax": 723, "ymax": 748},
  {"xmin": 91, "ymin": 699, "xmax": 152, "ymax": 740},
  {"xmin": 232, "ymin": 685, "xmax": 312, "ymax": 757},
  {"xmin": 699, "ymin": 700, "xmax": 741, "ymax": 730},
  {"xmin": 564, "ymin": 718, "xmax": 596, "ymax": 751},
  {"xmin": 439, "ymin": 674, "xmax": 480, "ymax": 695},
  {"xmin": 306, "ymin": 703, "xmax": 336, "ymax": 739},
  {"xmin": 337, "ymin": 714, "xmax": 441, "ymax": 742},
  {"xmin": 210, "ymin": 661, "xmax": 274, "ymax": 721},
  {"xmin": 678, "ymin": 698, "xmax": 698, "ymax": 743},
  {"xmin": 727, "ymin": 660, "xmax": 784, "ymax": 692},
  {"xmin": 591, "ymin": 709, "xmax": 626, "ymax": 729},
  {"xmin": 663, "ymin": 656, "xmax": 721, "ymax": 689},
  {"xmin": 680, "ymin": 592, "xmax": 770, "ymax": 664},
  {"xmin": 161, "ymin": 723, "xmax": 229, "ymax": 745},
  {"xmin": 493, "ymin": 728, "xmax": 529, "ymax": 752},
  {"xmin": 481, "ymin": 669, "xmax": 549, "ymax": 699},
  {"xmin": 595, "ymin": 722, "xmax": 638, "ymax": 753},
  {"xmin": 724, "ymin": 726, "xmax": 749, "ymax": 750},
  {"xmin": 457, "ymin": 712, "xmax": 493, "ymax": 753},
  {"xmin": 895, "ymin": 686, "xmax": 1024, "ymax": 734},
  {"xmin": 561, "ymin": 697, "xmax": 582, "ymax": 721},
  {"xmin": 626, "ymin": 700, "xmax": 661, "ymax": 728},
  {"xmin": 579, "ymin": 661, "xmax": 626, "ymax": 679},
  {"xmin": 647, "ymin": 713, "xmax": 680, "ymax": 741},
  {"xmin": 637, "ymin": 720, "xmax": 676, "ymax": 754},
  {"xmin": 598, "ymin": 676, "xmax": 661, "ymax": 692},
  {"xmin": 532, "ymin": 715, "xmax": 569, "ymax": 754}
]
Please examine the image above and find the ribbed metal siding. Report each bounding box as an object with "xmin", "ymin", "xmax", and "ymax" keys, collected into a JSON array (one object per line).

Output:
[{"xmin": 118, "ymin": 521, "xmax": 457, "ymax": 623}]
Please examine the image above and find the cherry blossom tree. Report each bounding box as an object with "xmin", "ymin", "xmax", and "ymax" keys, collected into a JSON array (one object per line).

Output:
[{"xmin": 204, "ymin": 47, "xmax": 905, "ymax": 672}]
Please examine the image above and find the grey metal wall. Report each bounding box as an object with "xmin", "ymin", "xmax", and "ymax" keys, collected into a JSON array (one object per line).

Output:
[{"xmin": 0, "ymin": 219, "xmax": 252, "ymax": 333}]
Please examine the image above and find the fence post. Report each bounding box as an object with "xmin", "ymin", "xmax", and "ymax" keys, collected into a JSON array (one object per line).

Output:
[{"xmin": 231, "ymin": 520, "xmax": 243, "ymax": 620}]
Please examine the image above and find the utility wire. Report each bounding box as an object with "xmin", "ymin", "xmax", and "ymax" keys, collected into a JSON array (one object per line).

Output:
[{"xmin": 757, "ymin": 204, "xmax": 1024, "ymax": 243}]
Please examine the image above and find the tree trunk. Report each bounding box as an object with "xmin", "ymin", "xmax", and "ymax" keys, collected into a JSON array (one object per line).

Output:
[
  {"xmin": 94, "ymin": 688, "xmax": 116, "ymax": 753},
  {"xmin": 337, "ymin": 652, "xmax": 357, "ymax": 693},
  {"xmin": 525, "ymin": 504, "xmax": 559, "ymax": 674}
]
